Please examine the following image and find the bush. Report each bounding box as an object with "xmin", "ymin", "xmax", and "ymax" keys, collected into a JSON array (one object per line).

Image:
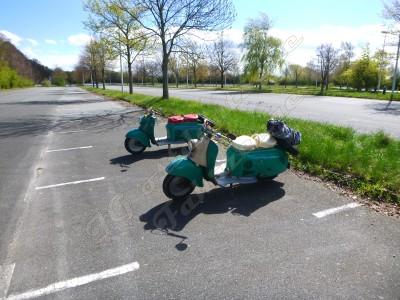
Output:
[
  {"xmin": 0, "ymin": 65, "xmax": 33, "ymax": 89},
  {"xmin": 41, "ymin": 79, "xmax": 51, "ymax": 87}
]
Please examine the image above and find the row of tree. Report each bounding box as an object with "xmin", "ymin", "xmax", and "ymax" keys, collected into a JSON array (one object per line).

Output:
[{"xmin": 75, "ymin": 0, "xmax": 400, "ymax": 97}]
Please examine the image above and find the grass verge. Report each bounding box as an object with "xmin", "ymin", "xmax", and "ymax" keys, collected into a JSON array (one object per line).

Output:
[
  {"xmin": 86, "ymin": 87, "xmax": 400, "ymax": 203},
  {"xmin": 197, "ymin": 85, "xmax": 400, "ymax": 101}
]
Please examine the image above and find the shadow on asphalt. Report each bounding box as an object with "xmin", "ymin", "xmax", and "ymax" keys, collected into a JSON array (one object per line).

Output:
[
  {"xmin": 110, "ymin": 147, "xmax": 188, "ymax": 169},
  {"xmin": 0, "ymin": 109, "xmax": 144, "ymax": 138},
  {"xmin": 208, "ymin": 90, "xmax": 264, "ymax": 96},
  {"xmin": 0, "ymin": 99, "xmax": 104, "ymax": 105},
  {"xmin": 139, "ymin": 180, "xmax": 285, "ymax": 250},
  {"xmin": 366, "ymin": 102, "xmax": 400, "ymax": 116}
]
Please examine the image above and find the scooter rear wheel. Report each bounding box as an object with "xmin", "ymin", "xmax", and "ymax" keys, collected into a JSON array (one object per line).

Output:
[
  {"xmin": 125, "ymin": 138, "xmax": 146, "ymax": 154},
  {"xmin": 163, "ymin": 175, "xmax": 195, "ymax": 200}
]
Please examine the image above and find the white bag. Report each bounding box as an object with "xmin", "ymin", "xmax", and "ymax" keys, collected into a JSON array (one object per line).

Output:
[
  {"xmin": 231, "ymin": 135, "xmax": 257, "ymax": 151},
  {"xmin": 252, "ymin": 133, "xmax": 277, "ymax": 149}
]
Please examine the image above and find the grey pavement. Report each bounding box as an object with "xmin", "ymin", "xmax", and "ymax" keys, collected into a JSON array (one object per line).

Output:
[
  {"xmin": 107, "ymin": 85, "xmax": 400, "ymax": 138},
  {"xmin": 0, "ymin": 87, "xmax": 399, "ymax": 299}
]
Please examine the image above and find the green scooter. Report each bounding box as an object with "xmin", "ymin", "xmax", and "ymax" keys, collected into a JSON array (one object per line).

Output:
[
  {"xmin": 162, "ymin": 120, "xmax": 300, "ymax": 200},
  {"xmin": 124, "ymin": 110, "xmax": 204, "ymax": 154}
]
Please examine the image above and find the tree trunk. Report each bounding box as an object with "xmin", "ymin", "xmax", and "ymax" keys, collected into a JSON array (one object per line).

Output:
[
  {"xmin": 175, "ymin": 71, "xmax": 179, "ymax": 88},
  {"xmin": 193, "ymin": 67, "xmax": 197, "ymax": 88},
  {"xmin": 102, "ymin": 68, "xmax": 105, "ymax": 90},
  {"xmin": 162, "ymin": 53, "xmax": 169, "ymax": 99},
  {"xmin": 325, "ymin": 74, "xmax": 330, "ymax": 91},
  {"xmin": 126, "ymin": 47, "xmax": 133, "ymax": 94},
  {"xmin": 94, "ymin": 70, "xmax": 99, "ymax": 88},
  {"xmin": 220, "ymin": 70, "xmax": 224, "ymax": 88},
  {"xmin": 127, "ymin": 63, "xmax": 133, "ymax": 94}
]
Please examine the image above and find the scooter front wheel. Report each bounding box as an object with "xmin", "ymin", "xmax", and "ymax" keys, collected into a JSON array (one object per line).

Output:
[
  {"xmin": 163, "ymin": 175, "xmax": 195, "ymax": 200},
  {"xmin": 125, "ymin": 138, "xmax": 146, "ymax": 154}
]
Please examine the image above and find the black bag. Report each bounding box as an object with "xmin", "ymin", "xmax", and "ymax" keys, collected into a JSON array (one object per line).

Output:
[{"xmin": 267, "ymin": 120, "xmax": 301, "ymax": 155}]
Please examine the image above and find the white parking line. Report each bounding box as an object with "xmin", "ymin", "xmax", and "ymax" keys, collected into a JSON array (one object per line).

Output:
[
  {"xmin": 46, "ymin": 146, "xmax": 93, "ymax": 153},
  {"xmin": 6, "ymin": 262, "xmax": 140, "ymax": 300},
  {"xmin": 1, "ymin": 263, "xmax": 15, "ymax": 299},
  {"xmin": 35, "ymin": 177, "xmax": 105, "ymax": 190},
  {"xmin": 313, "ymin": 202, "xmax": 362, "ymax": 218}
]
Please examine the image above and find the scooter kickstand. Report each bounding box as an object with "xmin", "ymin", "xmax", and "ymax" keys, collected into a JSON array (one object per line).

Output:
[{"xmin": 168, "ymin": 144, "xmax": 172, "ymax": 156}]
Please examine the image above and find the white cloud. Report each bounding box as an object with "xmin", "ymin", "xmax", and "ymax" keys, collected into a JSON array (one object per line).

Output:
[
  {"xmin": 21, "ymin": 47, "xmax": 36, "ymax": 58},
  {"xmin": 67, "ymin": 33, "xmax": 91, "ymax": 46},
  {"xmin": 0, "ymin": 30, "xmax": 22, "ymax": 45},
  {"xmin": 190, "ymin": 24, "xmax": 390, "ymax": 66},
  {"xmin": 26, "ymin": 38, "xmax": 38, "ymax": 47},
  {"xmin": 36, "ymin": 54, "xmax": 79, "ymax": 71},
  {"xmin": 45, "ymin": 39, "xmax": 57, "ymax": 45}
]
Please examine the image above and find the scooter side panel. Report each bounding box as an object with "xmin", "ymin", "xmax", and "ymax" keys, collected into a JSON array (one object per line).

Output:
[
  {"xmin": 166, "ymin": 122, "xmax": 203, "ymax": 141},
  {"xmin": 166, "ymin": 156, "xmax": 204, "ymax": 187},
  {"xmin": 226, "ymin": 146, "xmax": 289, "ymax": 177},
  {"xmin": 125, "ymin": 129, "xmax": 151, "ymax": 147}
]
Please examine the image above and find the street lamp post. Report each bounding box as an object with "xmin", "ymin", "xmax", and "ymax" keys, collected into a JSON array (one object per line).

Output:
[
  {"xmin": 389, "ymin": 32, "xmax": 400, "ymax": 107},
  {"xmin": 378, "ymin": 31, "xmax": 389, "ymax": 91}
]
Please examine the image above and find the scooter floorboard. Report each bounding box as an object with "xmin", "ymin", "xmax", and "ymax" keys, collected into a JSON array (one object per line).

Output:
[
  {"xmin": 155, "ymin": 136, "xmax": 188, "ymax": 146},
  {"xmin": 215, "ymin": 175, "xmax": 258, "ymax": 187}
]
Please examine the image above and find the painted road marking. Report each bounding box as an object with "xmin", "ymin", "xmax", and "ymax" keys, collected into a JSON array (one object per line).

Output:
[
  {"xmin": 1, "ymin": 263, "xmax": 15, "ymax": 299},
  {"xmin": 56, "ymin": 130, "xmax": 87, "ymax": 134},
  {"xmin": 6, "ymin": 262, "xmax": 140, "ymax": 300},
  {"xmin": 46, "ymin": 146, "xmax": 93, "ymax": 153},
  {"xmin": 313, "ymin": 202, "xmax": 362, "ymax": 218},
  {"xmin": 35, "ymin": 177, "xmax": 105, "ymax": 190}
]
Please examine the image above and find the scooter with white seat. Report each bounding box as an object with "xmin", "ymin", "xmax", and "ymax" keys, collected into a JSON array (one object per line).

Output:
[{"xmin": 162, "ymin": 119, "xmax": 301, "ymax": 200}]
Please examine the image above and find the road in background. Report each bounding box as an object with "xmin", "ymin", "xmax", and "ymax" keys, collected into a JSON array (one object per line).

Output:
[
  {"xmin": 107, "ymin": 85, "xmax": 400, "ymax": 138},
  {"xmin": 0, "ymin": 87, "xmax": 399, "ymax": 299}
]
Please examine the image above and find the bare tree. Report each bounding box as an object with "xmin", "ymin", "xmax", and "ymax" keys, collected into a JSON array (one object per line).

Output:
[
  {"xmin": 117, "ymin": 0, "xmax": 235, "ymax": 99},
  {"xmin": 316, "ymin": 44, "xmax": 339, "ymax": 94},
  {"xmin": 85, "ymin": 0, "xmax": 149, "ymax": 94},
  {"xmin": 169, "ymin": 55, "xmax": 180, "ymax": 88},
  {"xmin": 340, "ymin": 42, "xmax": 355, "ymax": 69},
  {"xmin": 210, "ymin": 34, "xmax": 238, "ymax": 88},
  {"xmin": 182, "ymin": 41, "xmax": 205, "ymax": 88},
  {"xmin": 383, "ymin": 0, "xmax": 400, "ymax": 22}
]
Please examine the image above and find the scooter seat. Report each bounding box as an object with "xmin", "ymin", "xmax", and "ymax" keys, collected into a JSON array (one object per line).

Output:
[
  {"xmin": 168, "ymin": 115, "xmax": 184, "ymax": 123},
  {"xmin": 231, "ymin": 135, "xmax": 257, "ymax": 151},
  {"xmin": 183, "ymin": 114, "xmax": 199, "ymax": 122}
]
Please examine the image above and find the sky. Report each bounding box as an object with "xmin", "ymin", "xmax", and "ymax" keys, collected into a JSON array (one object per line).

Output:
[{"xmin": 0, "ymin": 0, "xmax": 394, "ymax": 71}]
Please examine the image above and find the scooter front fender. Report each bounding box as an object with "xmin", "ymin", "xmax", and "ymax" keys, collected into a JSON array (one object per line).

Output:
[
  {"xmin": 166, "ymin": 156, "xmax": 204, "ymax": 187},
  {"xmin": 125, "ymin": 128, "xmax": 151, "ymax": 147}
]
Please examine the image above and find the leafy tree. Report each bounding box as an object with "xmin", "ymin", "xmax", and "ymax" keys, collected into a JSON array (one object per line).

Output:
[
  {"xmin": 242, "ymin": 13, "xmax": 283, "ymax": 90},
  {"xmin": 117, "ymin": 0, "xmax": 236, "ymax": 99},
  {"xmin": 85, "ymin": 0, "xmax": 149, "ymax": 94},
  {"xmin": 348, "ymin": 49, "xmax": 379, "ymax": 91},
  {"xmin": 374, "ymin": 49, "xmax": 390, "ymax": 90},
  {"xmin": 289, "ymin": 64, "xmax": 303, "ymax": 87},
  {"xmin": 51, "ymin": 68, "xmax": 67, "ymax": 87}
]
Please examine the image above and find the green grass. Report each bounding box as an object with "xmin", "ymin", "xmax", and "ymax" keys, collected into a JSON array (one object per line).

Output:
[
  {"xmin": 86, "ymin": 87, "xmax": 400, "ymax": 203},
  {"xmin": 196, "ymin": 85, "xmax": 400, "ymax": 101}
]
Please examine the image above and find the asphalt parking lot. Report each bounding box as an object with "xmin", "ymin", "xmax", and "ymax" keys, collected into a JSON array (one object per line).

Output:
[{"xmin": 0, "ymin": 87, "xmax": 399, "ymax": 299}]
